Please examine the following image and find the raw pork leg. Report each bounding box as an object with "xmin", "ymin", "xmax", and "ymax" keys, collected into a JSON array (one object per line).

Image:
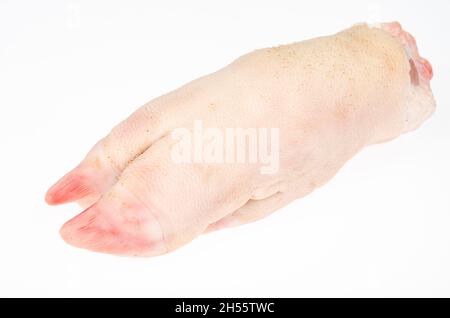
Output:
[{"xmin": 46, "ymin": 22, "xmax": 435, "ymax": 256}]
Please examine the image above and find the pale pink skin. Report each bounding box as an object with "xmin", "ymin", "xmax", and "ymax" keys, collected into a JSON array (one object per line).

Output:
[{"xmin": 46, "ymin": 22, "xmax": 435, "ymax": 257}]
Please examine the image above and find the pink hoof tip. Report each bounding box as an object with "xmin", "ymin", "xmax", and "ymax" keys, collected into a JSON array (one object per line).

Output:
[{"xmin": 60, "ymin": 202, "xmax": 167, "ymax": 257}]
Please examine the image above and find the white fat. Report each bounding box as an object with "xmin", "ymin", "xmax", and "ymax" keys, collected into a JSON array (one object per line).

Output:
[{"xmin": 404, "ymin": 84, "xmax": 436, "ymax": 132}]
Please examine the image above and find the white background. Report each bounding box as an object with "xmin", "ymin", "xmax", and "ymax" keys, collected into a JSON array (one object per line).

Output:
[{"xmin": 0, "ymin": 0, "xmax": 449, "ymax": 297}]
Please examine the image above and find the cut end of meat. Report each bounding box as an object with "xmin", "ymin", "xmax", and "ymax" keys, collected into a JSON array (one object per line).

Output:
[
  {"xmin": 377, "ymin": 22, "xmax": 433, "ymax": 83},
  {"xmin": 370, "ymin": 21, "xmax": 436, "ymax": 132}
]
